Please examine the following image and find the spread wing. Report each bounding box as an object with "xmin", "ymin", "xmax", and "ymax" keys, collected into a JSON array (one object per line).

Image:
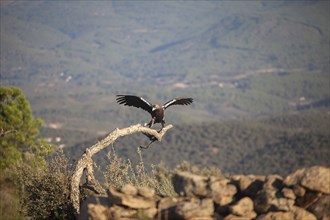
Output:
[
  {"xmin": 163, "ymin": 98, "xmax": 193, "ymax": 109},
  {"xmin": 116, "ymin": 95, "xmax": 153, "ymax": 114}
]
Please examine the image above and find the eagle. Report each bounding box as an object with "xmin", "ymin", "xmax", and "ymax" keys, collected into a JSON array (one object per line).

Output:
[{"xmin": 116, "ymin": 95, "xmax": 193, "ymax": 129}]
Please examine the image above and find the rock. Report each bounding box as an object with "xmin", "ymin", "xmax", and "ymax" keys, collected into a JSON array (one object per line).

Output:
[
  {"xmin": 78, "ymin": 196, "xmax": 109, "ymax": 220},
  {"xmin": 281, "ymin": 188, "xmax": 296, "ymax": 200},
  {"xmin": 224, "ymin": 214, "xmax": 256, "ymax": 220},
  {"xmin": 121, "ymin": 184, "xmax": 138, "ymax": 196},
  {"xmin": 263, "ymin": 175, "xmax": 283, "ymax": 190},
  {"xmin": 214, "ymin": 203, "xmax": 230, "ymax": 217},
  {"xmin": 307, "ymin": 194, "xmax": 330, "ymax": 220},
  {"xmin": 158, "ymin": 197, "xmax": 181, "ymax": 219},
  {"xmin": 293, "ymin": 184, "xmax": 306, "ymax": 197},
  {"xmin": 108, "ymin": 187, "xmax": 156, "ymax": 209},
  {"xmin": 172, "ymin": 171, "xmax": 209, "ymax": 197},
  {"xmin": 272, "ymin": 197, "xmax": 295, "ymax": 212},
  {"xmin": 232, "ymin": 175, "xmax": 265, "ymax": 198},
  {"xmin": 229, "ymin": 197, "xmax": 257, "ymax": 218},
  {"xmin": 158, "ymin": 197, "xmax": 180, "ymax": 210},
  {"xmin": 175, "ymin": 198, "xmax": 214, "ymax": 219},
  {"xmin": 87, "ymin": 204, "xmax": 109, "ymax": 220},
  {"xmin": 291, "ymin": 206, "xmax": 317, "ymax": 220},
  {"xmin": 108, "ymin": 205, "xmax": 137, "ymax": 219},
  {"xmin": 254, "ymin": 174, "xmax": 295, "ymax": 214},
  {"xmin": 108, "ymin": 205, "xmax": 157, "ymax": 219},
  {"xmin": 300, "ymin": 166, "xmax": 330, "ymax": 194},
  {"xmin": 172, "ymin": 171, "xmax": 237, "ymax": 206},
  {"xmin": 254, "ymin": 189, "xmax": 294, "ymax": 213},
  {"xmin": 190, "ymin": 217, "xmax": 214, "ymax": 220},
  {"xmin": 78, "ymin": 166, "xmax": 329, "ymax": 220},
  {"xmin": 211, "ymin": 178, "xmax": 237, "ymax": 206},
  {"xmin": 284, "ymin": 166, "xmax": 330, "ymax": 194},
  {"xmin": 256, "ymin": 211, "xmax": 294, "ymax": 220},
  {"xmin": 254, "ymin": 189, "xmax": 275, "ymax": 213},
  {"xmin": 295, "ymin": 190, "xmax": 322, "ymax": 208},
  {"xmin": 213, "ymin": 212, "xmax": 225, "ymax": 220},
  {"xmin": 284, "ymin": 167, "xmax": 306, "ymax": 186},
  {"xmin": 139, "ymin": 207, "xmax": 158, "ymax": 219},
  {"xmin": 138, "ymin": 186, "xmax": 155, "ymax": 198}
]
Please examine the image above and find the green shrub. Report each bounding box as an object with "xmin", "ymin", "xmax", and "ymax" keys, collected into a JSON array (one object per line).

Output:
[
  {"xmin": 11, "ymin": 150, "xmax": 75, "ymax": 220},
  {"xmin": 4, "ymin": 143, "xmax": 225, "ymax": 219},
  {"xmin": 0, "ymin": 176, "xmax": 26, "ymax": 220},
  {"xmin": 0, "ymin": 86, "xmax": 53, "ymax": 172}
]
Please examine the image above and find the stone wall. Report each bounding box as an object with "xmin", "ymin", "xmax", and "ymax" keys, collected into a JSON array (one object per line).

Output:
[{"xmin": 79, "ymin": 166, "xmax": 329, "ymax": 220}]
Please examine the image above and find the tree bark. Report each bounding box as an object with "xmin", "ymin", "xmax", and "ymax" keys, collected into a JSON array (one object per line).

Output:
[{"xmin": 70, "ymin": 123, "xmax": 173, "ymax": 215}]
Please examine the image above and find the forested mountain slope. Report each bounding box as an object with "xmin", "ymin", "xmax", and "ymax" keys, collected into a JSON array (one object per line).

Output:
[
  {"xmin": 1, "ymin": 1, "xmax": 329, "ymax": 175},
  {"xmin": 64, "ymin": 109, "xmax": 329, "ymax": 176},
  {"xmin": 1, "ymin": 1, "xmax": 329, "ymax": 134}
]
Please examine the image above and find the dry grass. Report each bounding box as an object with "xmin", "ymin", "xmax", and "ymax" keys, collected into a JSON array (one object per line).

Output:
[
  {"xmin": 103, "ymin": 146, "xmax": 225, "ymax": 197},
  {"xmin": 103, "ymin": 145, "xmax": 177, "ymax": 197},
  {"xmin": 1, "ymin": 147, "xmax": 224, "ymax": 219}
]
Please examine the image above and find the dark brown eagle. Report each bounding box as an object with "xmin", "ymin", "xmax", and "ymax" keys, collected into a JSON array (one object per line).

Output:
[{"xmin": 116, "ymin": 95, "xmax": 193, "ymax": 128}]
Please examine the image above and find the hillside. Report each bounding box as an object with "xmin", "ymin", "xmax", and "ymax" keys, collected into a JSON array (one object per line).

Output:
[
  {"xmin": 64, "ymin": 109, "xmax": 329, "ymax": 176},
  {"xmin": 1, "ymin": 1, "xmax": 329, "ymax": 129},
  {"xmin": 1, "ymin": 1, "xmax": 329, "ymax": 176}
]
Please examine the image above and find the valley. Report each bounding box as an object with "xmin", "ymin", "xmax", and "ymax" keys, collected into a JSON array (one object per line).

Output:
[{"xmin": 1, "ymin": 0, "xmax": 329, "ymax": 175}]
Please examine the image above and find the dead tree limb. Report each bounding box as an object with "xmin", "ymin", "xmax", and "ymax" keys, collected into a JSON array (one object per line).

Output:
[
  {"xmin": 70, "ymin": 123, "xmax": 173, "ymax": 215},
  {"xmin": 0, "ymin": 129, "xmax": 16, "ymax": 137}
]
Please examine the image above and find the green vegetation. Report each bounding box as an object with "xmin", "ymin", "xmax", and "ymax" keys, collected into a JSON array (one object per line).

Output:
[
  {"xmin": 3, "ymin": 146, "xmax": 224, "ymax": 219},
  {"xmin": 0, "ymin": 1, "xmax": 329, "ymax": 219},
  {"xmin": 0, "ymin": 177, "xmax": 24, "ymax": 220},
  {"xmin": 3, "ymin": 108, "xmax": 328, "ymax": 218},
  {"xmin": 0, "ymin": 87, "xmax": 328, "ymax": 219},
  {"xmin": 0, "ymin": 87, "xmax": 224, "ymax": 219},
  {"xmin": 1, "ymin": 1, "xmax": 329, "ymax": 136},
  {"xmin": 65, "ymin": 108, "xmax": 329, "ymax": 176},
  {"xmin": 10, "ymin": 150, "xmax": 75, "ymax": 220},
  {"xmin": 0, "ymin": 86, "xmax": 52, "ymax": 171},
  {"xmin": 0, "ymin": 86, "xmax": 53, "ymax": 219}
]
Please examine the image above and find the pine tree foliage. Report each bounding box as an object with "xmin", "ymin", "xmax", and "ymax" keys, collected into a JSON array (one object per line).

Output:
[{"xmin": 0, "ymin": 86, "xmax": 53, "ymax": 171}]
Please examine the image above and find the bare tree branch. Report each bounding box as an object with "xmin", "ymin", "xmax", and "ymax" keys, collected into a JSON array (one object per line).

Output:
[
  {"xmin": 70, "ymin": 123, "xmax": 173, "ymax": 215},
  {"xmin": 0, "ymin": 129, "xmax": 16, "ymax": 137}
]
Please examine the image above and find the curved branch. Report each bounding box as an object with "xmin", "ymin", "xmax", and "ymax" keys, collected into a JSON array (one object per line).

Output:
[
  {"xmin": 70, "ymin": 123, "xmax": 173, "ymax": 215},
  {"xmin": 0, "ymin": 129, "xmax": 16, "ymax": 137}
]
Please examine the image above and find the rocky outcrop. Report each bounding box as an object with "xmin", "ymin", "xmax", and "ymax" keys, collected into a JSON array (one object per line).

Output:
[{"xmin": 79, "ymin": 166, "xmax": 329, "ymax": 219}]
